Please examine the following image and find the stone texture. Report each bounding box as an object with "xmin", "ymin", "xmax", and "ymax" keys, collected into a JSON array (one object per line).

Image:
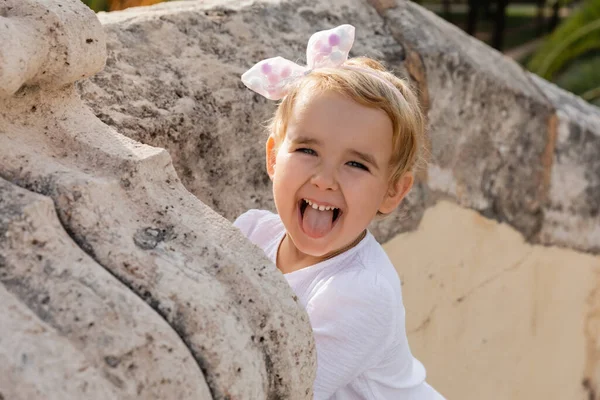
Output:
[
  {"xmin": 77, "ymin": 0, "xmax": 600, "ymax": 254},
  {"xmin": 0, "ymin": 0, "xmax": 106, "ymax": 96},
  {"xmin": 78, "ymin": 0, "xmax": 430, "ymax": 243},
  {"xmin": 0, "ymin": 178, "xmax": 210, "ymax": 399},
  {"xmin": 0, "ymin": 0, "xmax": 316, "ymax": 398},
  {"xmin": 1, "ymin": 283, "xmax": 120, "ymax": 400},
  {"xmin": 531, "ymin": 75, "xmax": 600, "ymax": 253},
  {"xmin": 384, "ymin": 201, "xmax": 600, "ymax": 400},
  {"xmin": 377, "ymin": 1, "xmax": 556, "ymax": 240},
  {"xmin": 3, "ymin": 0, "xmax": 600, "ymax": 398}
]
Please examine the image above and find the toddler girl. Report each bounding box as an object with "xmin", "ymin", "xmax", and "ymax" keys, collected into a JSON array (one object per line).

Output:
[{"xmin": 235, "ymin": 25, "xmax": 444, "ymax": 400}]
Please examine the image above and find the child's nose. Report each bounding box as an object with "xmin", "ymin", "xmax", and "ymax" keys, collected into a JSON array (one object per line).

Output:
[{"xmin": 310, "ymin": 166, "xmax": 338, "ymax": 191}]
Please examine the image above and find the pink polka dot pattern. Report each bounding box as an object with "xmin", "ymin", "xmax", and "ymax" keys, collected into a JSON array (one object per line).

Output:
[
  {"xmin": 328, "ymin": 34, "xmax": 340, "ymax": 46},
  {"xmin": 241, "ymin": 25, "xmax": 356, "ymax": 100},
  {"xmin": 307, "ymin": 24, "xmax": 355, "ymax": 69},
  {"xmin": 261, "ymin": 63, "xmax": 272, "ymax": 74}
]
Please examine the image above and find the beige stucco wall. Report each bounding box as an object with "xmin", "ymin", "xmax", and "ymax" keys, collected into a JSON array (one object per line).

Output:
[{"xmin": 384, "ymin": 201, "xmax": 600, "ymax": 399}]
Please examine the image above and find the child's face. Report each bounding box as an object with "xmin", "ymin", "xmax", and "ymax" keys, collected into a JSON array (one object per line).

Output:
[{"xmin": 266, "ymin": 90, "xmax": 412, "ymax": 258}]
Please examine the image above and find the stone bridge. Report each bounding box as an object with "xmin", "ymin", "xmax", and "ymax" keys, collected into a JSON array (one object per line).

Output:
[{"xmin": 1, "ymin": 0, "xmax": 599, "ymax": 399}]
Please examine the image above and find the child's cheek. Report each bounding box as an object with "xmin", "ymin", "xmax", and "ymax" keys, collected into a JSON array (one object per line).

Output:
[{"xmin": 276, "ymin": 148, "xmax": 291, "ymax": 165}]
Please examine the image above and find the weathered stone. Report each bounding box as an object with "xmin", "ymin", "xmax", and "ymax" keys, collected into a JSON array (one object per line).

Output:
[
  {"xmin": 531, "ymin": 75, "xmax": 600, "ymax": 253},
  {"xmin": 1, "ymin": 73, "xmax": 314, "ymax": 400},
  {"xmin": 1, "ymin": 0, "xmax": 316, "ymax": 398},
  {"xmin": 1, "ymin": 284, "xmax": 120, "ymax": 400},
  {"xmin": 377, "ymin": 1, "xmax": 556, "ymax": 240},
  {"xmin": 0, "ymin": 0, "xmax": 106, "ymax": 96},
  {"xmin": 0, "ymin": 178, "xmax": 211, "ymax": 399},
  {"xmin": 3, "ymin": 0, "xmax": 600, "ymax": 398},
  {"xmin": 77, "ymin": 0, "xmax": 600, "ymax": 253},
  {"xmin": 78, "ymin": 0, "xmax": 430, "ymax": 243}
]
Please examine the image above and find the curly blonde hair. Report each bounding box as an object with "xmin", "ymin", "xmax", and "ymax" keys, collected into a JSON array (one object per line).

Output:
[{"xmin": 268, "ymin": 57, "xmax": 426, "ymax": 187}]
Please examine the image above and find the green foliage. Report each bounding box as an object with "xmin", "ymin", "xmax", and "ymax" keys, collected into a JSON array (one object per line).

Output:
[
  {"xmin": 587, "ymin": 90, "xmax": 600, "ymax": 106},
  {"xmin": 527, "ymin": 0, "xmax": 600, "ymax": 79},
  {"xmin": 80, "ymin": 0, "xmax": 109, "ymax": 12},
  {"xmin": 555, "ymin": 53, "xmax": 600, "ymax": 93},
  {"xmin": 80, "ymin": 0, "xmax": 170, "ymax": 12},
  {"xmin": 554, "ymin": 53, "xmax": 600, "ymax": 104}
]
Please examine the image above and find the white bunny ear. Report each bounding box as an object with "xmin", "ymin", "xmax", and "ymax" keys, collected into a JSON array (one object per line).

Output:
[
  {"xmin": 306, "ymin": 24, "xmax": 355, "ymax": 69},
  {"xmin": 241, "ymin": 56, "xmax": 307, "ymax": 100}
]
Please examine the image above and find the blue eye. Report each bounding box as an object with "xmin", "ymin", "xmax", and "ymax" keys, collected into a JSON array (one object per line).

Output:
[
  {"xmin": 347, "ymin": 161, "xmax": 369, "ymax": 171},
  {"xmin": 297, "ymin": 148, "xmax": 317, "ymax": 156}
]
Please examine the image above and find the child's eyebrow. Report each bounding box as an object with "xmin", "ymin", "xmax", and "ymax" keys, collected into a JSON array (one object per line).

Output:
[
  {"xmin": 291, "ymin": 136, "xmax": 321, "ymax": 146},
  {"xmin": 348, "ymin": 149, "xmax": 379, "ymax": 171}
]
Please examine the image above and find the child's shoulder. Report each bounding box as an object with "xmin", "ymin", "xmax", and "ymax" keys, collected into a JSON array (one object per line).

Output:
[
  {"xmin": 234, "ymin": 208, "xmax": 274, "ymax": 228},
  {"xmin": 329, "ymin": 265, "xmax": 396, "ymax": 301},
  {"xmin": 233, "ymin": 209, "xmax": 283, "ymax": 247},
  {"xmin": 354, "ymin": 234, "xmax": 402, "ymax": 289},
  {"xmin": 309, "ymin": 266, "xmax": 401, "ymax": 339},
  {"xmin": 319, "ymin": 236, "xmax": 403, "ymax": 308}
]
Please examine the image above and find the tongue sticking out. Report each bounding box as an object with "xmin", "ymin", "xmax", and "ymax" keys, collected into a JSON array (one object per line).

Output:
[{"xmin": 302, "ymin": 206, "xmax": 334, "ymax": 238}]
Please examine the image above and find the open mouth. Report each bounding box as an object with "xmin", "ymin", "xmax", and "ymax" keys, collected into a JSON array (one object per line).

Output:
[
  {"xmin": 298, "ymin": 198, "xmax": 342, "ymax": 238},
  {"xmin": 299, "ymin": 199, "xmax": 341, "ymax": 223}
]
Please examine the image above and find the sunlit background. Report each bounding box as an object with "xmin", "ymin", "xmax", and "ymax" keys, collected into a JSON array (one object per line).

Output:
[
  {"xmin": 81, "ymin": 0, "xmax": 164, "ymax": 11},
  {"xmin": 81, "ymin": 0, "xmax": 600, "ymax": 107}
]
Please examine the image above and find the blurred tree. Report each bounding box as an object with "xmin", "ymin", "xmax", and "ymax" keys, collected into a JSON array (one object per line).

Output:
[
  {"xmin": 443, "ymin": 0, "xmax": 451, "ymax": 19},
  {"xmin": 80, "ymin": 0, "xmax": 166, "ymax": 11},
  {"xmin": 466, "ymin": 0, "xmax": 480, "ymax": 35},
  {"xmin": 466, "ymin": 0, "xmax": 510, "ymax": 49},
  {"xmin": 483, "ymin": 0, "xmax": 495, "ymax": 18},
  {"xmin": 528, "ymin": 0, "xmax": 600, "ymax": 105},
  {"xmin": 492, "ymin": 0, "xmax": 510, "ymax": 50},
  {"xmin": 536, "ymin": 0, "xmax": 547, "ymax": 34},
  {"xmin": 529, "ymin": 0, "xmax": 600, "ymax": 78},
  {"xmin": 108, "ymin": 0, "xmax": 164, "ymax": 11},
  {"xmin": 81, "ymin": 0, "xmax": 109, "ymax": 12},
  {"xmin": 549, "ymin": 0, "xmax": 561, "ymax": 30}
]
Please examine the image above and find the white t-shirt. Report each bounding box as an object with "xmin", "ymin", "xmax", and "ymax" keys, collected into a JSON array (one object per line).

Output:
[{"xmin": 234, "ymin": 209, "xmax": 444, "ymax": 400}]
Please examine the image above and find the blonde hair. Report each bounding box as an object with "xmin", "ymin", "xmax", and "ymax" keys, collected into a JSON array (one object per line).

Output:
[{"xmin": 268, "ymin": 57, "xmax": 426, "ymax": 187}]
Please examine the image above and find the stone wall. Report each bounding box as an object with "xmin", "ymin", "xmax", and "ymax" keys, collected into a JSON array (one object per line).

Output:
[
  {"xmin": 0, "ymin": 1, "xmax": 315, "ymax": 399},
  {"xmin": 2, "ymin": 0, "xmax": 600, "ymax": 398},
  {"xmin": 78, "ymin": 0, "xmax": 600, "ymax": 255},
  {"xmin": 74, "ymin": 0, "xmax": 600, "ymax": 398}
]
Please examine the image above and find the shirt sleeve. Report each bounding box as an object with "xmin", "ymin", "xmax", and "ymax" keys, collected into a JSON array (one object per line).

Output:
[
  {"xmin": 307, "ymin": 270, "xmax": 396, "ymax": 399},
  {"xmin": 233, "ymin": 209, "xmax": 262, "ymax": 239}
]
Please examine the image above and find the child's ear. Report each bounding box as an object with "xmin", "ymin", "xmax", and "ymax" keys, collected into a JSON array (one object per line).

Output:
[
  {"xmin": 379, "ymin": 172, "xmax": 414, "ymax": 214},
  {"xmin": 265, "ymin": 135, "xmax": 277, "ymax": 180}
]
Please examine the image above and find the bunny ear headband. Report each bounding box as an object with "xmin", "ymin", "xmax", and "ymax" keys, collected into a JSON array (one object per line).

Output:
[{"xmin": 241, "ymin": 24, "xmax": 403, "ymax": 101}]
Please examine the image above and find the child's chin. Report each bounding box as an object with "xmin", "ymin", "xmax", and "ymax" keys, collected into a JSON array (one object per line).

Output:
[{"xmin": 294, "ymin": 238, "xmax": 333, "ymax": 258}]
